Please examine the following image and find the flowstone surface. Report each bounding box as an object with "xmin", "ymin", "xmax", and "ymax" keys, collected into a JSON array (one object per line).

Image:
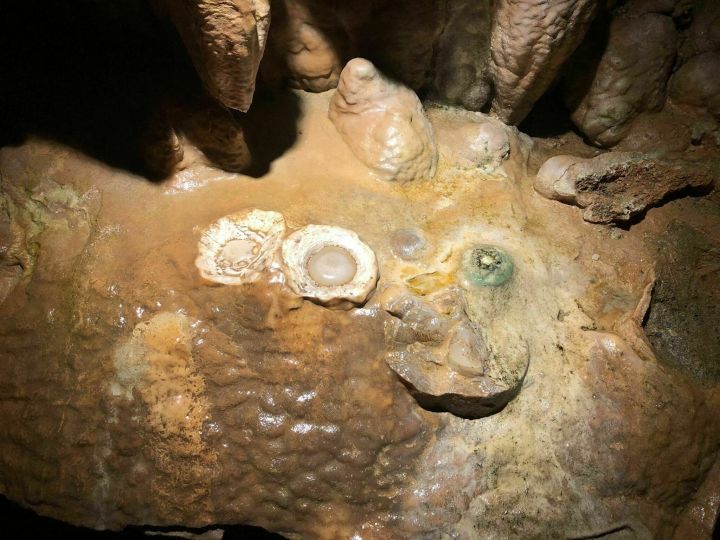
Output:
[{"xmin": 1, "ymin": 91, "xmax": 719, "ymax": 539}]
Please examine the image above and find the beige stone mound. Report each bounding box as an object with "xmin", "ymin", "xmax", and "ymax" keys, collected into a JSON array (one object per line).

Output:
[
  {"xmin": 329, "ymin": 58, "xmax": 438, "ymax": 182},
  {"xmin": 427, "ymin": 107, "xmax": 533, "ymax": 177}
]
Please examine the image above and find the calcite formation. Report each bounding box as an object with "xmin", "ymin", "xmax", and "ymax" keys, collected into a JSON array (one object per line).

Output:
[
  {"xmin": 566, "ymin": 12, "xmax": 678, "ymax": 147},
  {"xmin": 427, "ymin": 107, "xmax": 532, "ymax": 176},
  {"xmin": 195, "ymin": 209, "xmax": 286, "ymax": 285},
  {"xmin": 489, "ymin": 0, "xmax": 600, "ymax": 125},
  {"xmin": 2, "ymin": 0, "xmax": 720, "ymax": 538},
  {"xmin": 329, "ymin": 58, "xmax": 438, "ymax": 182},
  {"xmin": 281, "ymin": 224, "xmax": 379, "ymax": 307},
  {"xmin": 153, "ymin": 0, "xmax": 270, "ymax": 112},
  {"xmin": 534, "ymin": 152, "xmax": 716, "ymax": 223},
  {"xmin": 197, "ymin": 210, "xmax": 379, "ymax": 307}
]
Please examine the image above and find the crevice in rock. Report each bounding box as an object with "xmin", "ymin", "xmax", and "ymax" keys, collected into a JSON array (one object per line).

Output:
[{"xmin": 0, "ymin": 495, "xmax": 287, "ymax": 540}]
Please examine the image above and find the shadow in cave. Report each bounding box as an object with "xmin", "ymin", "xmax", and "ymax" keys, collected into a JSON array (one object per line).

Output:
[
  {"xmin": 0, "ymin": 495, "xmax": 288, "ymax": 540},
  {"xmin": 0, "ymin": 0, "xmax": 194, "ymax": 177},
  {"xmin": 0, "ymin": 0, "xmax": 301, "ymax": 181},
  {"xmin": 519, "ymin": 8, "xmax": 611, "ymax": 140},
  {"xmin": 241, "ymin": 87, "xmax": 302, "ymax": 179},
  {"xmin": 517, "ymin": 85, "xmax": 577, "ymax": 139}
]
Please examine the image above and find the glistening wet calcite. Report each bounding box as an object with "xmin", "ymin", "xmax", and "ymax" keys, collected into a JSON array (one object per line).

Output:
[
  {"xmin": 0, "ymin": 193, "xmax": 438, "ymax": 537},
  {"xmin": 1, "ymin": 61, "xmax": 720, "ymax": 539}
]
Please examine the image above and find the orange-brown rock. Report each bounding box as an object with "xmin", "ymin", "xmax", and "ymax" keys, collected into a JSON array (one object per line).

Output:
[
  {"xmin": 489, "ymin": 0, "xmax": 600, "ymax": 125},
  {"xmin": 153, "ymin": 0, "xmax": 270, "ymax": 112}
]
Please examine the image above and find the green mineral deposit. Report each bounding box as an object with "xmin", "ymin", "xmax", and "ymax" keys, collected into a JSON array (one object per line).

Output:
[{"xmin": 461, "ymin": 246, "xmax": 514, "ymax": 287}]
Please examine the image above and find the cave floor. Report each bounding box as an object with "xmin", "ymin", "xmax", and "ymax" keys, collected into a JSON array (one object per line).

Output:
[{"xmin": 1, "ymin": 91, "xmax": 719, "ymax": 539}]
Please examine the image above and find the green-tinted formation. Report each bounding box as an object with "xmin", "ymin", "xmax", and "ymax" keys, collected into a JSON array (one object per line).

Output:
[{"xmin": 461, "ymin": 246, "xmax": 514, "ymax": 287}]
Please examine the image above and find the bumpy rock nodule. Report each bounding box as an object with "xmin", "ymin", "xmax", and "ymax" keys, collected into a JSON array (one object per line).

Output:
[
  {"xmin": 380, "ymin": 243, "xmax": 528, "ymax": 419},
  {"xmin": 329, "ymin": 58, "xmax": 438, "ymax": 182},
  {"xmin": 428, "ymin": 107, "xmax": 519, "ymax": 175},
  {"xmin": 565, "ymin": 12, "xmax": 677, "ymax": 147},
  {"xmin": 381, "ymin": 286, "xmax": 520, "ymax": 419},
  {"xmin": 489, "ymin": 0, "xmax": 600, "ymax": 125}
]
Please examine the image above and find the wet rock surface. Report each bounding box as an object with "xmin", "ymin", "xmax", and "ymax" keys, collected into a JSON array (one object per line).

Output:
[
  {"xmin": 1, "ymin": 88, "xmax": 720, "ymax": 539},
  {"xmin": 0, "ymin": 174, "xmax": 437, "ymax": 536},
  {"xmin": 566, "ymin": 331, "xmax": 720, "ymax": 538}
]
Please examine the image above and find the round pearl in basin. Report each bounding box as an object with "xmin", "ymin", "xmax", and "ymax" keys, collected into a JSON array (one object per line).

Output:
[{"xmin": 307, "ymin": 246, "xmax": 357, "ymax": 286}]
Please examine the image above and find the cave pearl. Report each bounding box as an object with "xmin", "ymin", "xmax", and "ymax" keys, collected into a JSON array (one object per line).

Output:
[{"xmin": 307, "ymin": 246, "xmax": 358, "ymax": 286}]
